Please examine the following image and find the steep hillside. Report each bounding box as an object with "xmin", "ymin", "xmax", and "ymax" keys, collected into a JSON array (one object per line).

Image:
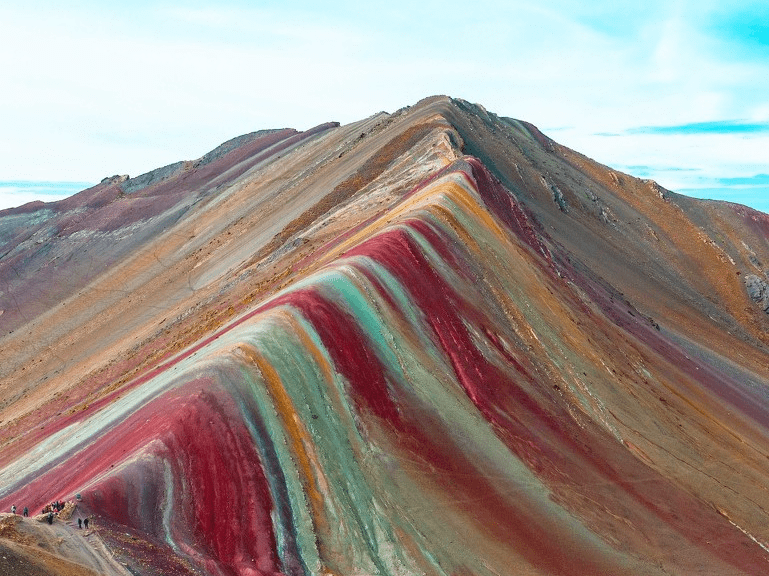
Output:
[{"xmin": 1, "ymin": 96, "xmax": 769, "ymax": 575}]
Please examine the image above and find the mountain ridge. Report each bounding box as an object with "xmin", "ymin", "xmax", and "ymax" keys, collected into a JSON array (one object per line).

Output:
[{"xmin": 1, "ymin": 95, "xmax": 769, "ymax": 575}]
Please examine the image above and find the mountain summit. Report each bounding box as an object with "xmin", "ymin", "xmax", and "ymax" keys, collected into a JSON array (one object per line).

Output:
[{"xmin": 1, "ymin": 96, "xmax": 768, "ymax": 575}]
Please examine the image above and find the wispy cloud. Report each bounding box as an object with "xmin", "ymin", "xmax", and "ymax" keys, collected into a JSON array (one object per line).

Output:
[
  {"xmin": 704, "ymin": 3, "xmax": 769, "ymax": 53},
  {"xmin": 626, "ymin": 120, "xmax": 769, "ymax": 135},
  {"xmin": 715, "ymin": 173, "xmax": 769, "ymax": 186},
  {"xmin": 0, "ymin": 181, "xmax": 93, "ymax": 194},
  {"xmin": 677, "ymin": 187, "xmax": 769, "ymax": 213},
  {"xmin": 615, "ymin": 165, "xmax": 700, "ymax": 178}
]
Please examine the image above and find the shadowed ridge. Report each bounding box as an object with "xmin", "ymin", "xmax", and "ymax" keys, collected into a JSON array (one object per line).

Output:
[{"xmin": 432, "ymin": 96, "xmax": 769, "ymax": 353}]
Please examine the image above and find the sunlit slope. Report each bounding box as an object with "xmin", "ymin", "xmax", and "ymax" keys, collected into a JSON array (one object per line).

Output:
[{"xmin": 1, "ymin": 96, "xmax": 769, "ymax": 575}]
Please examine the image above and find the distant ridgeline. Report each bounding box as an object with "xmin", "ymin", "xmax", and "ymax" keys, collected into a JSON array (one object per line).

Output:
[{"xmin": 0, "ymin": 180, "xmax": 94, "ymax": 210}]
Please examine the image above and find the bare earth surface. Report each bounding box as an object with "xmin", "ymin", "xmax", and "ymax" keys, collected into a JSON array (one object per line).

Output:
[{"xmin": 1, "ymin": 96, "xmax": 768, "ymax": 575}]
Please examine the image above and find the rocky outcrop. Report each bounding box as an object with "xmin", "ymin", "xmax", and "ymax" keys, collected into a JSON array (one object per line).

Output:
[
  {"xmin": 121, "ymin": 161, "xmax": 187, "ymax": 194},
  {"xmin": 745, "ymin": 273, "xmax": 769, "ymax": 312},
  {"xmin": 99, "ymin": 174, "xmax": 129, "ymax": 185}
]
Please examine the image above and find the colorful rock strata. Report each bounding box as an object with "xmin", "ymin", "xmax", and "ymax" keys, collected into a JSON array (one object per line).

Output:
[{"xmin": 2, "ymin": 96, "xmax": 769, "ymax": 575}]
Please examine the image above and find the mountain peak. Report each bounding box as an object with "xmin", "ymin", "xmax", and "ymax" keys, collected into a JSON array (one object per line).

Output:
[{"xmin": 1, "ymin": 96, "xmax": 768, "ymax": 576}]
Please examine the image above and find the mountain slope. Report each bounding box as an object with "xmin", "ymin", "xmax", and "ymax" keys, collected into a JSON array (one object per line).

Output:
[{"xmin": 1, "ymin": 95, "xmax": 769, "ymax": 575}]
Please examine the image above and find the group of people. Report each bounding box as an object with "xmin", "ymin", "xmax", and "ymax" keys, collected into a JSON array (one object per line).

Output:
[
  {"xmin": 10, "ymin": 501, "xmax": 89, "ymax": 529},
  {"xmin": 9, "ymin": 504, "xmax": 28, "ymax": 516},
  {"xmin": 42, "ymin": 500, "xmax": 65, "ymax": 514}
]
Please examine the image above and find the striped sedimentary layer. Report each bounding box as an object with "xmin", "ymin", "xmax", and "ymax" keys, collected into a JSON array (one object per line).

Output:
[
  {"xmin": 3, "ymin": 157, "xmax": 769, "ymax": 575},
  {"xmin": 0, "ymin": 123, "xmax": 337, "ymax": 335}
]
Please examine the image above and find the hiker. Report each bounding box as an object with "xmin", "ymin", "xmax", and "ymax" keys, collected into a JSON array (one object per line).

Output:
[
  {"xmin": 23, "ymin": 506, "xmax": 28, "ymax": 517},
  {"xmin": 11, "ymin": 505, "xmax": 16, "ymax": 514},
  {"xmin": 78, "ymin": 518, "xmax": 82, "ymax": 528},
  {"xmin": 47, "ymin": 511, "xmax": 54, "ymax": 524},
  {"xmin": 84, "ymin": 518, "xmax": 89, "ymax": 529}
]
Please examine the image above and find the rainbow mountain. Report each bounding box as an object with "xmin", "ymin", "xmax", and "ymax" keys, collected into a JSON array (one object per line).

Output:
[{"xmin": 1, "ymin": 95, "xmax": 769, "ymax": 575}]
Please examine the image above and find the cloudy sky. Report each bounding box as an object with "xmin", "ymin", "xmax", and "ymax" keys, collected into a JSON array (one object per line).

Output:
[{"xmin": 1, "ymin": 0, "xmax": 768, "ymax": 211}]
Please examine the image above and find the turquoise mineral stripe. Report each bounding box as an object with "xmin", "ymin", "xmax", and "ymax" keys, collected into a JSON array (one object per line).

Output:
[
  {"xmin": 217, "ymin": 358, "xmax": 311, "ymax": 575},
  {"xmin": 253, "ymin": 309, "xmax": 409, "ymax": 574},
  {"xmin": 347, "ymin": 254, "xmax": 439, "ymax": 355},
  {"xmin": 309, "ymin": 267, "xmax": 406, "ymax": 379},
  {"xmin": 292, "ymin": 242, "xmax": 583, "ymax": 574},
  {"xmin": 286, "ymin": 270, "xmax": 462, "ymax": 572},
  {"xmin": 240, "ymin": 314, "xmax": 389, "ymax": 573},
  {"xmin": 161, "ymin": 458, "xmax": 179, "ymax": 552},
  {"xmin": 233, "ymin": 324, "xmax": 323, "ymax": 574}
]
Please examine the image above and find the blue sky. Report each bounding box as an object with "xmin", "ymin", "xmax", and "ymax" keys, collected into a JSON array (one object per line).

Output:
[{"xmin": 1, "ymin": 0, "xmax": 768, "ymax": 212}]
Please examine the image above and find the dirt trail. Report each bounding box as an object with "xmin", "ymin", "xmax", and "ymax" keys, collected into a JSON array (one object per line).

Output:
[{"xmin": 0, "ymin": 512, "xmax": 131, "ymax": 576}]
